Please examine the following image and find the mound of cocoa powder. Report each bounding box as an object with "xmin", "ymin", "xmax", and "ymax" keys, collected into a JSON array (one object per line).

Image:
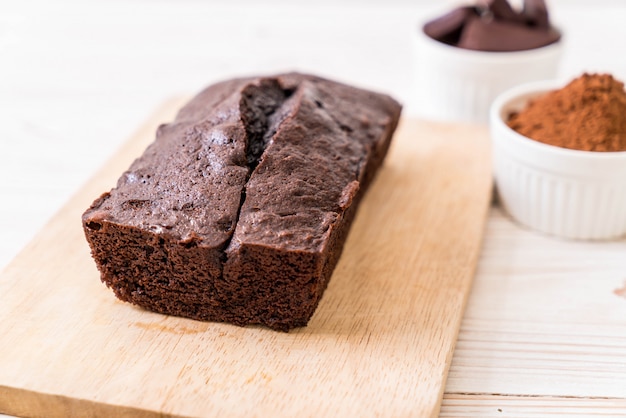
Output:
[{"xmin": 507, "ymin": 73, "xmax": 626, "ymax": 152}]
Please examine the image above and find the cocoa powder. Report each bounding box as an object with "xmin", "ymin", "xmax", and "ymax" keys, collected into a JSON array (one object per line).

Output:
[{"xmin": 507, "ymin": 73, "xmax": 626, "ymax": 152}]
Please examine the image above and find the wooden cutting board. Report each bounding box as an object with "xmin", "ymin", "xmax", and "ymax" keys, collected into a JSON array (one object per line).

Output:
[{"xmin": 0, "ymin": 99, "xmax": 492, "ymax": 418}]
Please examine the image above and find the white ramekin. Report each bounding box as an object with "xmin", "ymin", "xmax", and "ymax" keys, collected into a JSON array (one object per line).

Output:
[
  {"xmin": 412, "ymin": 22, "xmax": 563, "ymax": 124},
  {"xmin": 491, "ymin": 80, "xmax": 626, "ymax": 240}
]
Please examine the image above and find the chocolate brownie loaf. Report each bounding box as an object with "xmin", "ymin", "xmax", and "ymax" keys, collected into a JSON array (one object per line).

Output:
[{"xmin": 82, "ymin": 73, "xmax": 401, "ymax": 331}]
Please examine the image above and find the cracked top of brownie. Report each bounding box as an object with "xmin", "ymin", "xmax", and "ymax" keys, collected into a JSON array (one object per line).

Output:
[{"xmin": 82, "ymin": 73, "xmax": 401, "ymax": 253}]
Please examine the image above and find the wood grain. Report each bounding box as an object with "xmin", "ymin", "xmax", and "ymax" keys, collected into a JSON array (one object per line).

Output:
[
  {"xmin": 441, "ymin": 393, "xmax": 626, "ymax": 417},
  {"xmin": 442, "ymin": 208, "xmax": 626, "ymax": 416},
  {"xmin": 0, "ymin": 99, "xmax": 492, "ymax": 418}
]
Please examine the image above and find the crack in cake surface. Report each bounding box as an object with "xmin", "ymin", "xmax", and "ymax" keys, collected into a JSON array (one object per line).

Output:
[{"xmin": 227, "ymin": 78, "xmax": 295, "ymax": 239}]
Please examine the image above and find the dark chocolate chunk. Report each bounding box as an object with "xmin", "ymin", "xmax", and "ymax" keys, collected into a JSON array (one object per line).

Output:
[
  {"xmin": 458, "ymin": 16, "xmax": 560, "ymax": 52},
  {"xmin": 423, "ymin": 6, "xmax": 476, "ymax": 46},
  {"xmin": 524, "ymin": 0, "xmax": 550, "ymax": 28},
  {"xmin": 422, "ymin": 0, "xmax": 559, "ymax": 51},
  {"xmin": 487, "ymin": 0, "xmax": 527, "ymax": 23}
]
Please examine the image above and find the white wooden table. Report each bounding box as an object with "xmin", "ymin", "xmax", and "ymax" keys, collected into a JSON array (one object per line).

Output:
[{"xmin": 2, "ymin": 0, "xmax": 626, "ymax": 416}]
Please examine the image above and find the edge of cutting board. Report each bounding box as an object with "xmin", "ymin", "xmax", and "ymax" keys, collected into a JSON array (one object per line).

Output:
[{"xmin": 0, "ymin": 98, "xmax": 492, "ymax": 418}]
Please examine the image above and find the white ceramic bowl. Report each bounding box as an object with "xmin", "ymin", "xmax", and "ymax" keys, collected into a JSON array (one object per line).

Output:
[
  {"xmin": 412, "ymin": 22, "xmax": 563, "ymax": 124},
  {"xmin": 491, "ymin": 80, "xmax": 626, "ymax": 240}
]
